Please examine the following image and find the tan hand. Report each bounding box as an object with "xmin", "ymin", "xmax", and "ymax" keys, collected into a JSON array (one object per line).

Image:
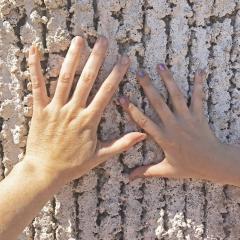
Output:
[
  {"xmin": 119, "ymin": 64, "xmax": 224, "ymax": 183},
  {"xmin": 25, "ymin": 36, "xmax": 146, "ymax": 183}
]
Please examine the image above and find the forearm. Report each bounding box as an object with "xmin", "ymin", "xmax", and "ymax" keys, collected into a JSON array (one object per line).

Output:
[{"xmin": 0, "ymin": 158, "xmax": 63, "ymax": 240}]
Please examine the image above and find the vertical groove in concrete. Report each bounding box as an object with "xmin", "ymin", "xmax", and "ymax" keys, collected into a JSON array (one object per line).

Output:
[
  {"xmin": 163, "ymin": 1, "xmax": 191, "ymax": 238},
  {"xmin": 138, "ymin": 1, "xmax": 148, "ymax": 238},
  {"xmin": 141, "ymin": 1, "xmax": 169, "ymax": 239},
  {"xmin": 184, "ymin": 3, "xmax": 210, "ymax": 236},
  {"xmin": 0, "ymin": 26, "xmax": 5, "ymax": 180},
  {"xmin": 71, "ymin": 1, "xmax": 99, "ymax": 239},
  {"xmin": 205, "ymin": 13, "xmax": 234, "ymax": 239},
  {"xmin": 118, "ymin": 1, "xmax": 147, "ymax": 239},
  {"xmin": 0, "ymin": 117, "xmax": 4, "ymax": 180},
  {"xmin": 224, "ymin": 8, "xmax": 240, "ymax": 239}
]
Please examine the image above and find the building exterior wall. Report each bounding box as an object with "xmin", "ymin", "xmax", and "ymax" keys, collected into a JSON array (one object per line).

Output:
[{"xmin": 0, "ymin": 0, "xmax": 240, "ymax": 239}]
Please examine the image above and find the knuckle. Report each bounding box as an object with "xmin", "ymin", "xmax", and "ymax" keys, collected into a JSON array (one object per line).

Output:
[
  {"xmin": 82, "ymin": 71, "xmax": 95, "ymax": 83},
  {"xmin": 28, "ymin": 60, "xmax": 36, "ymax": 67},
  {"xmin": 60, "ymin": 72, "xmax": 71, "ymax": 84},
  {"xmin": 31, "ymin": 78, "xmax": 41, "ymax": 89},
  {"xmin": 115, "ymin": 62, "xmax": 127, "ymax": 73},
  {"xmin": 103, "ymin": 82, "xmax": 115, "ymax": 93},
  {"xmin": 171, "ymin": 88, "xmax": 182, "ymax": 99},
  {"xmin": 140, "ymin": 78, "xmax": 151, "ymax": 87},
  {"xmin": 157, "ymin": 102, "xmax": 167, "ymax": 115},
  {"xmin": 138, "ymin": 117, "xmax": 148, "ymax": 128}
]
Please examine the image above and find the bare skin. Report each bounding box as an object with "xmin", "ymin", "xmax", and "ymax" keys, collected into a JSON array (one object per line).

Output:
[
  {"xmin": 0, "ymin": 36, "xmax": 146, "ymax": 240},
  {"xmin": 1, "ymin": 36, "xmax": 240, "ymax": 240},
  {"xmin": 119, "ymin": 65, "xmax": 240, "ymax": 186}
]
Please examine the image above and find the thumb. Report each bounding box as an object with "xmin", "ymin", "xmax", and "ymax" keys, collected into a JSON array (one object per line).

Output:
[
  {"xmin": 129, "ymin": 159, "xmax": 174, "ymax": 181},
  {"xmin": 94, "ymin": 132, "xmax": 147, "ymax": 165}
]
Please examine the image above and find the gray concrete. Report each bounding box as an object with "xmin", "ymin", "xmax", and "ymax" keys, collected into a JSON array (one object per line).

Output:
[{"xmin": 0, "ymin": 0, "xmax": 240, "ymax": 239}]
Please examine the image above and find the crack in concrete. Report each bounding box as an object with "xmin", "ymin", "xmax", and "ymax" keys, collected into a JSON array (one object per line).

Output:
[
  {"xmin": 92, "ymin": 0, "xmax": 99, "ymax": 32},
  {"xmin": 0, "ymin": 117, "xmax": 4, "ymax": 179},
  {"xmin": 222, "ymin": 185, "xmax": 231, "ymax": 240},
  {"xmin": 137, "ymin": 1, "xmax": 148, "ymax": 238},
  {"xmin": 201, "ymin": 183, "xmax": 207, "ymax": 239},
  {"xmin": 73, "ymin": 181, "xmax": 80, "ymax": 239},
  {"xmin": 66, "ymin": 0, "xmax": 74, "ymax": 39},
  {"xmin": 40, "ymin": 0, "xmax": 50, "ymax": 97}
]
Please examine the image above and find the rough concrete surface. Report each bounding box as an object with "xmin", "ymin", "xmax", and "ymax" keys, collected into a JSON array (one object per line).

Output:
[{"xmin": 0, "ymin": 0, "xmax": 240, "ymax": 239}]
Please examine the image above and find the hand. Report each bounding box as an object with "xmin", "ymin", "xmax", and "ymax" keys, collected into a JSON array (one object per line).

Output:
[
  {"xmin": 119, "ymin": 64, "xmax": 235, "ymax": 184},
  {"xmin": 25, "ymin": 36, "xmax": 146, "ymax": 184}
]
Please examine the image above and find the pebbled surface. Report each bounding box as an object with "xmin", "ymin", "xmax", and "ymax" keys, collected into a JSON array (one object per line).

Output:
[{"xmin": 0, "ymin": 0, "xmax": 240, "ymax": 239}]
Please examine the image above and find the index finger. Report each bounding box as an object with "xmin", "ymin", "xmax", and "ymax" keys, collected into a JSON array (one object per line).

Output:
[
  {"xmin": 28, "ymin": 45, "xmax": 48, "ymax": 109},
  {"xmin": 88, "ymin": 55, "xmax": 130, "ymax": 117},
  {"xmin": 119, "ymin": 96, "xmax": 164, "ymax": 145}
]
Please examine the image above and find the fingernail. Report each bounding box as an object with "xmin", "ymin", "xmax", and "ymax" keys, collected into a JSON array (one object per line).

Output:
[
  {"xmin": 29, "ymin": 46, "xmax": 36, "ymax": 55},
  {"xmin": 137, "ymin": 69, "xmax": 145, "ymax": 78},
  {"xmin": 118, "ymin": 96, "xmax": 129, "ymax": 108},
  {"xmin": 197, "ymin": 68, "xmax": 207, "ymax": 77},
  {"xmin": 129, "ymin": 66, "xmax": 137, "ymax": 74},
  {"xmin": 138, "ymin": 133, "xmax": 146, "ymax": 141},
  {"xmin": 158, "ymin": 63, "xmax": 166, "ymax": 71},
  {"xmin": 72, "ymin": 36, "xmax": 83, "ymax": 45},
  {"xmin": 97, "ymin": 36, "xmax": 108, "ymax": 46},
  {"xmin": 200, "ymin": 69, "xmax": 207, "ymax": 76},
  {"xmin": 119, "ymin": 55, "xmax": 130, "ymax": 65}
]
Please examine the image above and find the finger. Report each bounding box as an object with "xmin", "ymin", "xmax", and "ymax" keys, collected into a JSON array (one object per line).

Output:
[
  {"xmin": 190, "ymin": 69, "xmax": 207, "ymax": 118},
  {"xmin": 88, "ymin": 55, "xmax": 130, "ymax": 117},
  {"xmin": 94, "ymin": 132, "xmax": 146, "ymax": 163},
  {"xmin": 156, "ymin": 63, "xmax": 189, "ymax": 116},
  {"xmin": 72, "ymin": 132, "xmax": 146, "ymax": 178},
  {"xmin": 53, "ymin": 36, "xmax": 85, "ymax": 105},
  {"xmin": 119, "ymin": 96, "xmax": 164, "ymax": 145},
  {"xmin": 71, "ymin": 36, "xmax": 108, "ymax": 108},
  {"xmin": 129, "ymin": 160, "xmax": 174, "ymax": 181},
  {"xmin": 136, "ymin": 69, "xmax": 174, "ymax": 124},
  {"xmin": 28, "ymin": 45, "xmax": 48, "ymax": 109}
]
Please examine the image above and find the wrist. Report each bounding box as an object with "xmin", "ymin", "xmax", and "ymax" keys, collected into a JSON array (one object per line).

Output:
[
  {"xmin": 15, "ymin": 156, "xmax": 66, "ymax": 190},
  {"xmin": 214, "ymin": 142, "xmax": 240, "ymax": 187}
]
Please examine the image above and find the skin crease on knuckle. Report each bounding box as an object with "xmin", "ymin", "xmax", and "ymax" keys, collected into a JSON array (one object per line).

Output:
[
  {"xmin": 82, "ymin": 71, "xmax": 95, "ymax": 84},
  {"xmin": 60, "ymin": 72, "xmax": 72, "ymax": 84}
]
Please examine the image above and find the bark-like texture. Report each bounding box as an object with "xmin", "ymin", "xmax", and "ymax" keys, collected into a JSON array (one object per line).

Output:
[{"xmin": 1, "ymin": 0, "xmax": 240, "ymax": 239}]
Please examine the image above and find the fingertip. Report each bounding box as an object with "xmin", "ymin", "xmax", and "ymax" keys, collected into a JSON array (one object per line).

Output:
[
  {"xmin": 196, "ymin": 68, "xmax": 207, "ymax": 79},
  {"xmin": 157, "ymin": 63, "xmax": 167, "ymax": 73},
  {"xmin": 29, "ymin": 45, "xmax": 36, "ymax": 56},
  {"xmin": 136, "ymin": 69, "xmax": 146, "ymax": 78},
  {"xmin": 118, "ymin": 55, "xmax": 130, "ymax": 66},
  {"xmin": 97, "ymin": 35, "xmax": 109, "ymax": 47},
  {"xmin": 72, "ymin": 35, "xmax": 84, "ymax": 45},
  {"xmin": 136, "ymin": 69, "xmax": 152, "ymax": 87},
  {"xmin": 138, "ymin": 132, "xmax": 147, "ymax": 141},
  {"xmin": 118, "ymin": 95, "xmax": 129, "ymax": 109}
]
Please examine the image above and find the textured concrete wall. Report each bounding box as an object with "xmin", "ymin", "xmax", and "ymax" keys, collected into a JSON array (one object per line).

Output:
[{"xmin": 1, "ymin": 0, "xmax": 240, "ymax": 239}]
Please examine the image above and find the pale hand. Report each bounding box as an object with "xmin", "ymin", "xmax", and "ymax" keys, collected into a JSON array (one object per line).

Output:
[
  {"xmin": 120, "ymin": 64, "xmax": 240, "ymax": 186},
  {"xmin": 25, "ymin": 36, "xmax": 146, "ymax": 183}
]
